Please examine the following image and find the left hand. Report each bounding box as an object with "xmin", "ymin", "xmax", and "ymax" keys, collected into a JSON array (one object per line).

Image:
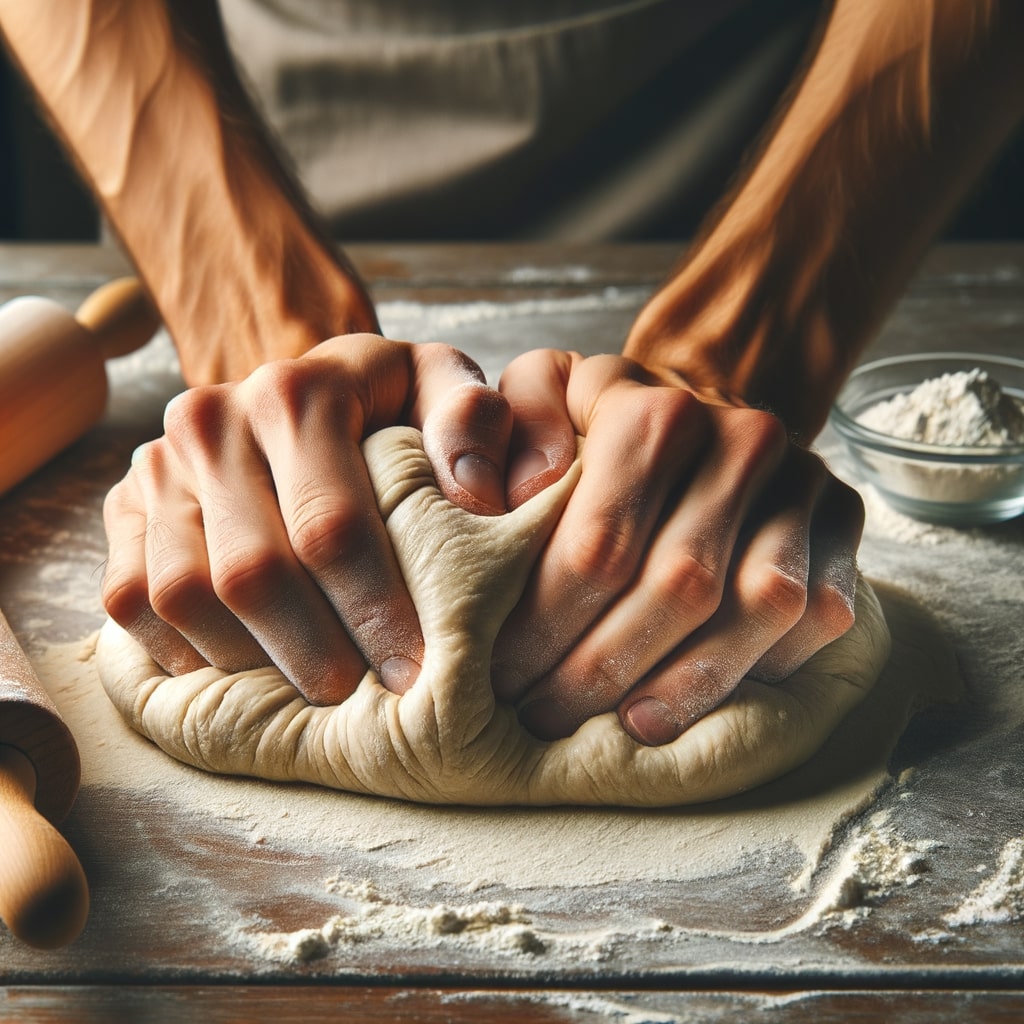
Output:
[
  {"xmin": 101, "ymin": 334, "xmax": 516, "ymax": 705},
  {"xmin": 491, "ymin": 350, "xmax": 863, "ymax": 746}
]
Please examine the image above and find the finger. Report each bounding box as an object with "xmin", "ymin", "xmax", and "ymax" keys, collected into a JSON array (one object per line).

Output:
[
  {"xmin": 498, "ymin": 349, "xmax": 580, "ymax": 508},
  {"xmin": 410, "ymin": 343, "xmax": 514, "ymax": 514},
  {"xmin": 165, "ymin": 382, "xmax": 374, "ymax": 705},
  {"xmin": 515, "ymin": 406, "xmax": 790, "ymax": 738},
  {"xmin": 129, "ymin": 436, "xmax": 274, "ymax": 677},
  {"xmin": 101, "ymin": 460, "xmax": 211, "ymax": 677},
  {"xmin": 619, "ymin": 472, "xmax": 821, "ymax": 746},
  {"xmin": 748, "ymin": 471, "xmax": 863, "ymax": 682},
  {"xmin": 492, "ymin": 356, "xmax": 710, "ymax": 701},
  {"xmin": 237, "ymin": 360, "xmax": 425, "ymax": 698}
]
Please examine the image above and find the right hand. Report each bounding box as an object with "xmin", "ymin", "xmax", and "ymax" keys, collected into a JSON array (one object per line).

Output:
[
  {"xmin": 101, "ymin": 334, "xmax": 515, "ymax": 705},
  {"xmin": 491, "ymin": 350, "xmax": 864, "ymax": 745}
]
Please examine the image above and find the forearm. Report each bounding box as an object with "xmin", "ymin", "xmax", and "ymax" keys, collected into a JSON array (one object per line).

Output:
[
  {"xmin": 625, "ymin": 0, "xmax": 1024, "ymax": 441},
  {"xmin": 0, "ymin": 0, "xmax": 378, "ymax": 384}
]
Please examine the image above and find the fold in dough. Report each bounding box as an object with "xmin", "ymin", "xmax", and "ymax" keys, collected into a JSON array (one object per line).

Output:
[{"xmin": 95, "ymin": 426, "xmax": 891, "ymax": 807}]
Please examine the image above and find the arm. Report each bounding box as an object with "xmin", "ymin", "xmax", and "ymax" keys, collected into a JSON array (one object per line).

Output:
[
  {"xmin": 0, "ymin": 0, "xmax": 378, "ymax": 384},
  {"xmin": 492, "ymin": 1, "xmax": 1024, "ymax": 742},
  {"xmin": 2, "ymin": 1, "xmax": 522, "ymax": 705},
  {"xmin": 625, "ymin": 0, "xmax": 1024, "ymax": 442}
]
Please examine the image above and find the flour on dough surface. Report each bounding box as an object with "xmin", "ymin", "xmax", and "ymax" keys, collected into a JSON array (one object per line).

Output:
[{"xmin": 96, "ymin": 426, "xmax": 891, "ymax": 808}]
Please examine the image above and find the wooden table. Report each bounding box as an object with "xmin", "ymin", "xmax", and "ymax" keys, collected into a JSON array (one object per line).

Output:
[{"xmin": 0, "ymin": 243, "xmax": 1022, "ymax": 1021}]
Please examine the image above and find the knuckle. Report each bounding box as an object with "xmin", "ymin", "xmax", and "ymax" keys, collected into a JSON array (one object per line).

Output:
[
  {"xmin": 563, "ymin": 520, "xmax": 640, "ymax": 594},
  {"xmin": 247, "ymin": 358, "xmax": 315, "ymax": 415},
  {"xmin": 749, "ymin": 563, "xmax": 808, "ymax": 628},
  {"xmin": 659, "ymin": 657, "xmax": 734, "ymax": 721},
  {"xmin": 244, "ymin": 358, "xmax": 353, "ymax": 431},
  {"xmin": 417, "ymin": 342, "xmax": 486, "ymax": 383},
  {"xmin": 735, "ymin": 407, "xmax": 788, "ymax": 458},
  {"xmin": 210, "ymin": 544, "xmax": 291, "ymax": 613},
  {"xmin": 102, "ymin": 477, "xmax": 137, "ymax": 524},
  {"xmin": 126, "ymin": 438, "xmax": 167, "ymax": 480},
  {"xmin": 100, "ymin": 569, "xmax": 151, "ymax": 628},
  {"xmin": 445, "ymin": 380, "xmax": 513, "ymax": 437},
  {"xmin": 808, "ymin": 579, "xmax": 857, "ymax": 641},
  {"xmin": 653, "ymin": 552, "xmax": 723, "ymax": 623},
  {"xmin": 662, "ymin": 384, "xmax": 704, "ymax": 424},
  {"xmin": 147, "ymin": 565, "xmax": 214, "ymax": 627},
  {"xmin": 567, "ymin": 656, "xmax": 628, "ymax": 715},
  {"xmin": 636, "ymin": 386, "xmax": 703, "ymax": 442},
  {"xmin": 162, "ymin": 385, "xmax": 230, "ymax": 448},
  {"xmin": 288, "ymin": 494, "xmax": 361, "ymax": 572}
]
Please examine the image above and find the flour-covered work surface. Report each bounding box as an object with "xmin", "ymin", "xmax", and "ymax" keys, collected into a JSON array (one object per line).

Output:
[{"xmin": 0, "ymin": 245, "xmax": 1022, "ymax": 994}]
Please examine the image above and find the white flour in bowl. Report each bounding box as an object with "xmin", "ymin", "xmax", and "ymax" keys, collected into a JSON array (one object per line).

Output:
[{"xmin": 858, "ymin": 369, "xmax": 1024, "ymax": 448}]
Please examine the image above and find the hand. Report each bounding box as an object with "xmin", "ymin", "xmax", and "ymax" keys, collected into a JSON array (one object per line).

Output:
[
  {"xmin": 101, "ymin": 334, "xmax": 515, "ymax": 704},
  {"xmin": 491, "ymin": 350, "xmax": 863, "ymax": 745}
]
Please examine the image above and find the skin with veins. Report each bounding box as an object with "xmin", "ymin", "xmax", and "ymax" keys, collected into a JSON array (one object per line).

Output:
[
  {"xmin": 95, "ymin": 427, "xmax": 890, "ymax": 808},
  {"xmin": 6, "ymin": 0, "xmax": 1014, "ymax": 757}
]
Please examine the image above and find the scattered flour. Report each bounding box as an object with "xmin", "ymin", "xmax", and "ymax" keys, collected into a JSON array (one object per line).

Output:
[
  {"xmin": 858, "ymin": 369, "xmax": 1024, "ymax": 448},
  {"xmin": 859, "ymin": 484, "xmax": 954, "ymax": 546},
  {"xmin": 377, "ymin": 288, "xmax": 647, "ymax": 337},
  {"xmin": 10, "ymin": 303, "xmax": 1018, "ymax": 980},
  {"xmin": 245, "ymin": 812, "xmax": 956, "ymax": 967},
  {"xmin": 944, "ymin": 836, "xmax": 1024, "ymax": 927},
  {"xmin": 808, "ymin": 813, "xmax": 942, "ymax": 926},
  {"xmin": 249, "ymin": 883, "xmax": 546, "ymax": 964}
]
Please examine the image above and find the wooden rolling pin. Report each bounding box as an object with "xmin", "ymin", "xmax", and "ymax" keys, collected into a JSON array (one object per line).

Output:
[
  {"xmin": 0, "ymin": 609, "xmax": 88, "ymax": 948},
  {"xmin": 0, "ymin": 277, "xmax": 160, "ymax": 495}
]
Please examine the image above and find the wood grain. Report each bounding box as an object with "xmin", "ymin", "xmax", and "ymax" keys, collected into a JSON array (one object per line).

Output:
[{"xmin": 0, "ymin": 243, "xmax": 1020, "ymax": 1016}]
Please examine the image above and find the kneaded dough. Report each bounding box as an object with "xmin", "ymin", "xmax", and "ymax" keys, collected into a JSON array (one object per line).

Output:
[{"xmin": 95, "ymin": 426, "xmax": 891, "ymax": 807}]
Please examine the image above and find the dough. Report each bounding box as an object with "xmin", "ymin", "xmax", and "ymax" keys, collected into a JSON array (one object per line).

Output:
[{"xmin": 95, "ymin": 426, "xmax": 891, "ymax": 807}]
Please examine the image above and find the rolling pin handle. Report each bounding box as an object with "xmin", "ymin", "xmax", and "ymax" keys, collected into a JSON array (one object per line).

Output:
[
  {"xmin": 76, "ymin": 276, "xmax": 161, "ymax": 361},
  {"xmin": 0, "ymin": 744, "xmax": 89, "ymax": 949}
]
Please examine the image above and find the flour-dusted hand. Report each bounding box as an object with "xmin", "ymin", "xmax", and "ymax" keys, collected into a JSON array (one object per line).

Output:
[
  {"xmin": 94, "ymin": 426, "xmax": 895, "ymax": 809},
  {"xmin": 492, "ymin": 350, "xmax": 864, "ymax": 746},
  {"xmin": 101, "ymin": 335, "xmax": 514, "ymax": 705}
]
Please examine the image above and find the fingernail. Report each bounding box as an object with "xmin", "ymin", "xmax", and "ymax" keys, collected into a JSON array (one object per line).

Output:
[
  {"xmin": 519, "ymin": 698, "xmax": 576, "ymax": 741},
  {"xmin": 454, "ymin": 453, "xmax": 505, "ymax": 511},
  {"xmin": 506, "ymin": 448, "xmax": 550, "ymax": 495},
  {"xmin": 380, "ymin": 657, "xmax": 421, "ymax": 695},
  {"xmin": 625, "ymin": 698, "xmax": 680, "ymax": 746}
]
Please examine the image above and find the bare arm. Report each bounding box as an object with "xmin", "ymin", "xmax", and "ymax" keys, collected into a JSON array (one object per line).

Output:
[
  {"xmin": 0, "ymin": 0, "xmax": 379, "ymax": 384},
  {"xmin": 625, "ymin": 0, "xmax": 1024, "ymax": 441}
]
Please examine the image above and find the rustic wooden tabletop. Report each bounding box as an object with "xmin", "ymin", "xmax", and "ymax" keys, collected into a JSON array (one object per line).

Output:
[{"xmin": 0, "ymin": 243, "xmax": 1021, "ymax": 1022}]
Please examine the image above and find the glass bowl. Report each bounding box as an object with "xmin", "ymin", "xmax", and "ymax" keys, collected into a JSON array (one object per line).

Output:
[{"xmin": 829, "ymin": 353, "xmax": 1024, "ymax": 525}]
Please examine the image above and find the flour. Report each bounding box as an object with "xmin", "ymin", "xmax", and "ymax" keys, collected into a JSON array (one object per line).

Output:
[
  {"xmin": 799, "ymin": 812, "xmax": 942, "ymax": 929},
  {"xmin": 858, "ymin": 369, "xmax": 1024, "ymax": 448},
  {"xmin": 859, "ymin": 485, "xmax": 954, "ymax": 546},
  {"xmin": 377, "ymin": 289, "xmax": 647, "ymax": 338},
  {"xmin": 247, "ymin": 809, "xmax": 952, "ymax": 967},
  {"xmin": 27, "ymin": 577, "xmax": 964, "ymax": 973},
  {"xmin": 944, "ymin": 836, "xmax": 1024, "ymax": 927},
  {"xmin": 852, "ymin": 368, "xmax": 1024, "ymax": 515},
  {"xmin": 249, "ymin": 886, "xmax": 546, "ymax": 964}
]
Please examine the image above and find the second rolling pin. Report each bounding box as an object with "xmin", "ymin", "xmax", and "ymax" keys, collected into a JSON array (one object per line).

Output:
[
  {"xmin": 0, "ymin": 608, "xmax": 88, "ymax": 948},
  {"xmin": 0, "ymin": 277, "xmax": 160, "ymax": 496}
]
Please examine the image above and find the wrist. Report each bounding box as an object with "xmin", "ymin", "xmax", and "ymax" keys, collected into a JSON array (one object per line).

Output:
[
  {"xmin": 100, "ymin": 14, "xmax": 378, "ymax": 382},
  {"xmin": 625, "ymin": 218, "xmax": 845, "ymax": 442},
  {"xmin": 2, "ymin": 0, "xmax": 378, "ymax": 384}
]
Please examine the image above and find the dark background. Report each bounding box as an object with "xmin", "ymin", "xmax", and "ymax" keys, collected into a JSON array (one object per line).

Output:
[{"xmin": 1, "ymin": 39, "xmax": 1021, "ymax": 244}]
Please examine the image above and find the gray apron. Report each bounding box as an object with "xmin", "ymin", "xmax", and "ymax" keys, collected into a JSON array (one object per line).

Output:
[{"xmin": 221, "ymin": 0, "xmax": 823, "ymax": 240}]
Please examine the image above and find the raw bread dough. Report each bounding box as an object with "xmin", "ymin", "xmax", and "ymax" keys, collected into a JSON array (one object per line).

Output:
[{"xmin": 95, "ymin": 426, "xmax": 891, "ymax": 807}]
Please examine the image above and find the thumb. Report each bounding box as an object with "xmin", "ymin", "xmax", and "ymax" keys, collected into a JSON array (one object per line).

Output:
[
  {"xmin": 412, "ymin": 344, "xmax": 513, "ymax": 514},
  {"xmin": 499, "ymin": 350, "xmax": 579, "ymax": 509}
]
